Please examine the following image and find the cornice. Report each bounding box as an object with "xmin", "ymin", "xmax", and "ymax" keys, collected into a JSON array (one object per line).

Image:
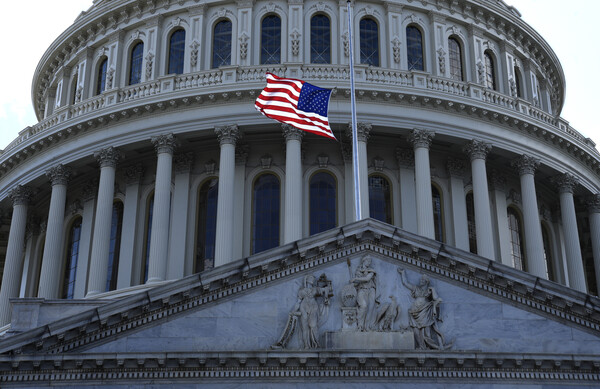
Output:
[{"xmin": 0, "ymin": 219, "xmax": 598, "ymax": 357}]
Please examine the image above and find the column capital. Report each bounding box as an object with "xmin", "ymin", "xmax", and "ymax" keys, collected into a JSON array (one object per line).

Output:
[
  {"xmin": 8, "ymin": 185, "xmax": 34, "ymax": 206},
  {"xmin": 341, "ymin": 141, "xmax": 352, "ymax": 162},
  {"xmin": 124, "ymin": 164, "xmax": 145, "ymax": 185},
  {"xmin": 151, "ymin": 133, "xmax": 178, "ymax": 154},
  {"xmin": 346, "ymin": 122, "xmax": 372, "ymax": 142},
  {"xmin": 235, "ymin": 143, "xmax": 249, "ymax": 165},
  {"xmin": 446, "ymin": 157, "xmax": 467, "ymax": 177},
  {"xmin": 282, "ymin": 124, "xmax": 304, "ymax": 142},
  {"xmin": 552, "ymin": 173, "xmax": 579, "ymax": 194},
  {"xmin": 408, "ymin": 128, "xmax": 435, "ymax": 149},
  {"xmin": 463, "ymin": 139, "xmax": 492, "ymax": 161},
  {"xmin": 94, "ymin": 146, "xmax": 122, "ymax": 168},
  {"xmin": 395, "ymin": 147, "xmax": 415, "ymax": 168},
  {"xmin": 45, "ymin": 164, "xmax": 72, "ymax": 186},
  {"xmin": 587, "ymin": 194, "xmax": 600, "ymax": 213},
  {"xmin": 511, "ymin": 154, "xmax": 540, "ymax": 176},
  {"xmin": 174, "ymin": 152, "xmax": 194, "ymax": 173},
  {"xmin": 215, "ymin": 125, "xmax": 240, "ymax": 146},
  {"xmin": 488, "ymin": 169, "xmax": 507, "ymax": 191},
  {"xmin": 81, "ymin": 178, "xmax": 99, "ymax": 202}
]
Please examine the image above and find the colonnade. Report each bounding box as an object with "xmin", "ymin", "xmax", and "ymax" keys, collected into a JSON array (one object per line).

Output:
[{"xmin": 0, "ymin": 126, "xmax": 598, "ymax": 327}]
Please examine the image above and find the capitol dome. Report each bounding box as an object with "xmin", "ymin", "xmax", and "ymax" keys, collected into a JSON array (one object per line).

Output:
[{"xmin": 0, "ymin": 0, "xmax": 598, "ymax": 387}]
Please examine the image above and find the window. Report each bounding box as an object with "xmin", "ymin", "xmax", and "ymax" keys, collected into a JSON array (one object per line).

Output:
[
  {"xmin": 213, "ymin": 20, "xmax": 232, "ymax": 68},
  {"xmin": 369, "ymin": 174, "xmax": 392, "ymax": 224},
  {"xmin": 406, "ymin": 25, "xmax": 424, "ymax": 71},
  {"xmin": 70, "ymin": 76, "xmax": 78, "ymax": 105},
  {"xmin": 195, "ymin": 178, "xmax": 218, "ymax": 273},
  {"xmin": 62, "ymin": 217, "xmax": 82, "ymax": 299},
  {"xmin": 466, "ymin": 192, "xmax": 477, "ymax": 253},
  {"xmin": 514, "ymin": 66, "xmax": 522, "ymax": 98},
  {"xmin": 252, "ymin": 174, "xmax": 280, "ymax": 254},
  {"xmin": 484, "ymin": 50, "xmax": 496, "ymax": 90},
  {"xmin": 129, "ymin": 42, "xmax": 144, "ymax": 85},
  {"xmin": 311, "ymin": 14, "xmax": 331, "ymax": 64},
  {"xmin": 448, "ymin": 37, "xmax": 463, "ymax": 81},
  {"xmin": 360, "ymin": 18, "xmax": 379, "ymax": 66},
  {"xmin": 261, "ymin": 15, "xmax": 281, "ymax": 64},
  {"xmin": 106, "ymin": 201, "xmax": 124, "ymax": 291},
  {"xmin": 432, "ymin": 185, "xmax": 444, "ymax": 242},
  {"xmin": 310, "ymin": 172, "xmax": 336, "ymax": 235},
  {"xmin": 168, "ymin": 29, "xmax": 186, "ymax": 74},
  {"xmin": 541, "ymin": 224, "xmax": 555, "ymax": 281},
  {"xmin": 508, "ymin": 207, "xmax": 525, "ymax": 271},
  {"xmin": 96, "ymin": 57, "xmax": 108, "ymax": 95},
  {"xmin": 142, "ymin": 193, "xmax": 154, "ymax": 283}
]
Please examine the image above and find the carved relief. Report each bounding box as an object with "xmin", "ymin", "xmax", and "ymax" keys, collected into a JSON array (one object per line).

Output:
[
  {"xmin": 290, "ymin": 30, "xmax": 301, "ymax": 56},
  {"xmin": 476, "ymin": 60, "xmax": 485, "ymax": 85},
  {"xmin": 391, "ymin": 37, "xmax": 401, "ymax": 63},
  {"xmin": 145, "ymin": 52, "xmax": 154, "ymax": 79},
  {"xmin": 437, "ymin": 47, "xmax": 446, "ymax": 74},
  {"xmin": 190, "ymin": 41, "xmax": 200, "ymax": 67},
  {"xmin": 509, "ymin": 77, "xmax": 517, "ymax": 97},
  {"xmin": 239, "ymin": 33, "xmax": 249, "ymax": 60},
  {"xmin": 106, "ymin": 67, "xmax": 115, "ymax": 89}
]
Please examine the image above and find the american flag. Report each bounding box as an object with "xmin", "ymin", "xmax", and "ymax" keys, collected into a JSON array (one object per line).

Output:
[{"xmin": 255, "ymin": 73, "xmax": 336, "ymax": 140}]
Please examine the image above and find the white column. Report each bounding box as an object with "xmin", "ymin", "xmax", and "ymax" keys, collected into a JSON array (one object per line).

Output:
[
  {"xmin": 447, "ymin": 158, "xmax": 469, "ymax": 251},
  {"xmin": 347, "ymin": 123, "xmax": 371, "ymax": 219},
  {"xmin": 396, "ymin": 148, "xmax": 417, "ymax": 234},
  {"xmin": 38, "ymin": 164, "xmax": 72, "ymax": 299},
  {"xmin": 0, "ymin": 186, "xmax": 33, "ymax": 326},
  {"xmin": 586, "ymin": 194, "xmax": 600, "ymax": 296},
  {"xmin": 554, "ymin": 173, "xmax": 587, "ymax": 292},
  {"xmin": 167, "ymin": 153, "xmax": 194, "ymax": 280},
  {"xmin": 73, "ymin": 182, "xmax": 97, "ymax": 298},
  {"xmin": 147, "ymin": 134, "xmax": 177, "ymax": 283},
  {"xmin": 117, "ymin": 165, "xmax": 144, "ymax": 289},
  {"xmin": 233, "ymin": 147, "xmax": 248, "ymax": 260},
  {"xmin": 214, "ymin": 125, "xmax": 240, "ymax": 267},
  {"xmin": 489, "ymin": 172, "xmax": 512, "ymax": 266},
  {"xmin": 408, "ymin": 129, "xmax": 435, "ymax": 239},
  {"xmin": 464, "ymin": 140, "xmax": 495, "ymax": 260},
  {"xmin": 282, "ymin": 124, "xmax": 304, "ymax": 243},
  {"xmin": 87, "ymin": 147, "xmax": 121, "ymax": 296},
  {"xmin": 512, "ymin": 155, "xmax": 546, "ymax": 279}
]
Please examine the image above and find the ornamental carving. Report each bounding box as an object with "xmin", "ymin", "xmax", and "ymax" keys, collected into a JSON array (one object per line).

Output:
[
  {"xmin": 94, "ymin": 146, "xmax": 122, "ymax": 168},
  {"xmin": 488, "ymin": 169, "xmax": 507, "ymax": 191},
  {"xmin": 8, "ymin": 185, "xmax": 33, "ymax": 206},
  {"xmin": 46, "ymin": 164, "xmax": 73, "ymax": 186},
  {"xmin": 151, "ymin": 133, "xmax": 177, "ymax": 154},
  {"xmin": 106, "ymin": 67, "xmax": 115, "ymax": 89},
  {"xmin": 408, "ymin": 128, "xmax": 435, "ymax": 149},
  {"xmin": 260, "ymin": 154, "xmax": 273, "ymax": 169},
  {"xmin": 463, "ymin": 139, "xmax": 492, "ymax": 161},
  {"xmin": 290, "ymin": 30, "xmax": 301, "ymax": 57},
  {"xmin": 282, "ymin": 123, "xmax": 304, "ymax": 142},
  {"xmin": 346, "ymin": 123, "xmax": 372, "ymax": 142},
  {"xmin": 235, "ymin": 144, "xmax": 249, "ymax": 165},
  {"xmin": 340, "ymin": 141, "xmax": 352, "ymax": 162},
  {"xmin": 446, "ymin": 158, "xmax": 467, "ymax": 177},
  {"xmin": 174, "ymin": 152, "xmax": 194, "ymax": 173},
  {"xmin": 81, "ymin": 179, "xmax": 99, "ymax": 201},
  {"xmin": 239, "ymin": 33, "xmax": 249, "ymax": 60},
  {"xmin": 437, "ymin": 47, "xmax": 446, "ymax": 74},
  {"xmin": 190, "ymin": 41, "xmax": 200, "ymax": 67},
  {"xmin": 586, "ymin": 194, "xmax": 600, "ymax": 214},
  {"xmin": 373, "ymin": 156, "xmax": 385, "ymax": 172},
  {"xmin": 145, "ymin": 52, "xmax": 154, "ymax": 80},
  {"xmin": 476, "ymin": 60, "xmax": 485, "ymax": 85},
  {"xmin": 124, "ymin": 164, "xmax": 145, "ymax": 185},
  {"xmin": 552, "ymin": 173, "xmax": 579, "ymax": 194},
  {"xmin": 342, "ymin": 31, "xmax": 350, "ymax": 58},
  {"xmin": 391, "ymin": 37, "xmax": 401, "ymax": 63},
  {"xmin": 204, "ymin": 160, "xmax": 217, "ymax": 175},
  {"xmin": 511, "ymin": 154, "xmax": 539, "ymax": 176},
  {"xmin": 509, "ymin": 77, "xmax": 517, "ymax": 98},
  {"xmin": 317, "ymin": 154, "xmax": 329, "ymax": 168},
  {"xmin": 395, "ymin": 147, "xmax": 415, "ymax": 168},
  {"xmin": 215, "ymin": 125, "xmax": 240, "ymax": 146}
]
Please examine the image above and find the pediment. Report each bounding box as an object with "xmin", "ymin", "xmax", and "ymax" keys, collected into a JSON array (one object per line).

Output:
[{"xmin": 1, "ymin": 219, "xmax": 599, "ymax": 385}]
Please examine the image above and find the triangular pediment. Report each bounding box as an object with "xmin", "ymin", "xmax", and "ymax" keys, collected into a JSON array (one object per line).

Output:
[{"xmin": 1, "ymin": 219, "xmax": 599, "ymax": 385}]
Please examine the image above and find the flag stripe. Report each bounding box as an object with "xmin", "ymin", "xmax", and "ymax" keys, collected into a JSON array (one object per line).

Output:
[{"xmin": 255, "ymin": 73, "xmax": 336, "ymax": 140}]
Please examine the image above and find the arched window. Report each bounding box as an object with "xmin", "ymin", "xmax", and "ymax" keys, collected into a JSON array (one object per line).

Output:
[
  {"xmin": 369, "ymin": 174, "xmax": 392, "ymax": 224},
  {"xmin": 213, "ymin": 20, "xmax": 232, "ymax": 68},
  {"xmin": 360, "ymin": 18, "xmax": 379, "ymax": 66},
  {"xmin": 310, "ymin": 172, "xmax": 336, "ymax": 235},
  {"xmin": 466, "ymin": 192, "xmax": 477, "ymax": 253},
  {"xmin": 514, "ymin": 66, "xmax": 523, "ymax": 98},
  {"xmin": 432, "ymin": 185, "xmax": 444, "ymax": 242},
  {"xmin": 195, "ymin": 178, "xmax": 218, "ymax": 273},
  {"xmin": 406, "ymin": 25, "xmax": 424, "ymax": 71},
  {"xmin": 62, "ymin": 217, "xmax": 82, "ymax": 299},
  {"xmin": 252, "ymin": 174, "xmax": 280, "ymax": 254},
  {"xmin": 96, "ymin": 57, "xmax": 108, "ymax": 95},
  {"xmin": 448, "ymin": 37, "xmax": 463, "ymax": 81},
  {"xmin": 484, "ymin": 50, "xmax": 496, "ymax": 90},
  {"xmin": 261, "ymin": 14, "xmax": 281, "ymax": 64},
  {"xmin": 541, "ymin": 223, "xmax": 555, "ymax": 281},
  {"xmin": 70, "ymin": 76, "xmax": 78, "ymax": 105},
  {"xmin": 142, "ymin": 193, "xmax": 154, "ymax": 283},
  {"xmin": 129, "ymin": 42, "xmax": 144, "ymax": 85},
  {"xmin": 106, "ymin": 201, "xmax": 124, "ymax": 292},
  {"xmin": 507, "ymin": 207, "xmax": 525, "ymax": 271},
  {"xmin": 311, "ymin": 14, "xmax": 331, "ymax": 64},
  {"xmin": 168, "ymin": 29, "xmax": 186, "ymax": 74}
]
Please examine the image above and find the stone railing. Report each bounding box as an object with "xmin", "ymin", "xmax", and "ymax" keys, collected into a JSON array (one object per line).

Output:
[{"xmin": 1, "ymin": 65, "xmax": 593, "ymax": 157}]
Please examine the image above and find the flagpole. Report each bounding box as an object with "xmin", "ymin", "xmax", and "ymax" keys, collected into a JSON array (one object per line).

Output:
[{"xmin": 347, "ymin": 0, "xmax": 362, "ymax": 221}]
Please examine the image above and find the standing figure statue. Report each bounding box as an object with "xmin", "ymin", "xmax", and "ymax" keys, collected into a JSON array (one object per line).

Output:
[
  {"xmin": 397, "ymin": 268, "xmax": 452, "ymax": 350},
  {"xmin": 351, "ymin": 255, "xmax": 377, "ymax": 331}
]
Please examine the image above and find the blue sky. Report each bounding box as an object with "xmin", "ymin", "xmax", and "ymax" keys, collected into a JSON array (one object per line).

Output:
[{"xmin": 0, "ymin": 0, "xmax": 597, "ymax": 149}]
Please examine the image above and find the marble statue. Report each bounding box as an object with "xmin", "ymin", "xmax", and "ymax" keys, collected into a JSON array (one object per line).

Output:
[
  {"xmin": 350, "ymin": 255, "xmax": 377, "ymax": 331},
  {"xmin": 374, "ymin": 295, "xmax": 400, "ymax": 331}
]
